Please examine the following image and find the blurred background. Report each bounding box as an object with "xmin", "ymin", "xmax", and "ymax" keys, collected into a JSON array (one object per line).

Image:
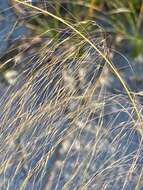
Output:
[{"xmin": 0, "ymin": 0, "xmax": 143, "ymax": 91}]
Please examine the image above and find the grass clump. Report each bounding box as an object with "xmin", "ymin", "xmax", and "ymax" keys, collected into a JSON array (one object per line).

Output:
[{"xmin": 0, "ymin": 0, "xmax": 143, "ymax": 190}]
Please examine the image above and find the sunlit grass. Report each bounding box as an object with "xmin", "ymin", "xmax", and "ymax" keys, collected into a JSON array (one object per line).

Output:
[{"xmin": 0, "ymin": 0, "xmax": 143, "ymax": 189}]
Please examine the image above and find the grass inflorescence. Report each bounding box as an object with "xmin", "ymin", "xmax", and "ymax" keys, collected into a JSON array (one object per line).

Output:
[{"xmin": 0, "ymin": 0, "xmax": 143, "ymax": 189}]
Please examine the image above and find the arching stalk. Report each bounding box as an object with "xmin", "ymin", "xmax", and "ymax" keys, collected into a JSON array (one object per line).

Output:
[{"xmin": 13, "ymin": 0, "xmax": 142, "ymax": 127}]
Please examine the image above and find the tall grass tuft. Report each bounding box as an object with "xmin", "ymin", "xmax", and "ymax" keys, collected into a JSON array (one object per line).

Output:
[{"xmin": 0, "ymin": 1, "xmax": 143, "ymax": 189}]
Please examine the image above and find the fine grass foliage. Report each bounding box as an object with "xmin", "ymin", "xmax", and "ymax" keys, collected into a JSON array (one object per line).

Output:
[{"xmin": 0, "ymin": 1, "xmax": 143, "ymax": 190}]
